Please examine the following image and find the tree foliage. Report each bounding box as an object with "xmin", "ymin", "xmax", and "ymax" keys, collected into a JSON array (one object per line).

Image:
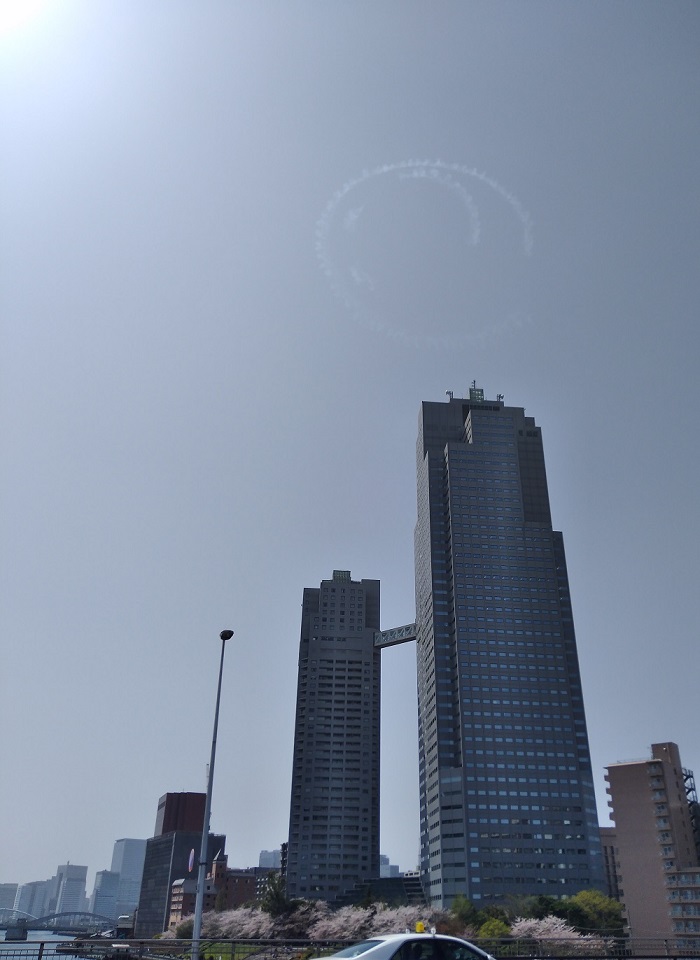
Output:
[
  {"xmin": 448, "ymin": 889, "xmax": 623, "ymax": 940},
  {"xmin": 214, "ymin": 888, "xmax": 228, "ymax": 913},
  {"xmin": 211, "ymin": 905, "xmax": 275, "ymax": 938},
  {"xmin": 510, "ymin": 916, "xmax": 609, "ymax": 956},
  {"xmin": 174, "ymin": 917, "xmax": 193, "ymax": 939},
  {"xmin": 566, "ymin": 890, "xmax": 624, "ymax": 935},
  {"xmin": 165, "ymin": 887, "xmax": 622, "ymax": 945},
  {"xmin": 477, "ymin": 917, "xmax": 511, "ymax": 947},
  {"xmin": 307, "ymin": 904, "xmax": 373, "ymax": 940},
  {"xmin": 450, "ymin": 894, "xmax": 482, "ymax": 930},
  {"xmin": 259, "ymin": 872, "xmax": 299, "ymax": 918}
]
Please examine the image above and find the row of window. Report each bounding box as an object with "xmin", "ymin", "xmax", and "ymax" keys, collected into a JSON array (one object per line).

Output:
[
  {"xmin": 451, "ymin": 522, "xmax": 551, "ymax": 533},
  {"xmin": 457, "ymin": 630, "xmax": 564, "ymax": 643},
  {"xmin": 457, "ymin": 596, "xmax": 559, "ymax": 607},
  {"xmin": 451, "ymin": 560, "xmax": 552, "ymax": 573},
  {"xmin": 458, "ymin": 613, "xmax": 560, "ymax": 626},
  {"xmin": 303, "ymin": 705, "xmax": 371, "ymax": 713},
  {"xmin": 454, "ymin": 534, "xmax": 554, "ymax": 546},
  {"xmin": 465, "ymin": 775, "xmax": 581, "ymax": 784},
  {"xmin": 668, "ymin": 874, "xmax": 700, "ymax": 887},
  {"xmin": 451, "ymin": 481, "xmax": 519, "ymax": 494},
  {"xmin": 428, "ymin": 790, "xmax": 583, "ymax": 814},
  {"xmin": 465, "ymin": 815, "xmax": 584, "ymax": 825},
  {"xmin": 452, "ymin": 489, "xmax": 521, "ymax": 501},
  {"xmin": 460, "ymin": 637, "xmax": 565, "ymax": 649},
  {"xmin": 464, "ymin": 749, "xmax": 578, "ymax": 760},
  {"xmin": 474, "ymin": 846, "xmax": 588, "ymax": 856},
  {"xmin": 472, "ymin": 860, "xmax": 585, "ymax": 870},
  {"xmin": 471, "ymin": 830, "xmax": 587, "ymax": 840},
  {"xmin": 297, "ymin": 846, "xmax": 369, "ymax": 855},
  {"xmin": 315, "ymin": 623, "xmax": 364, "ymax": 631},
  {"xmin": 462, "ymin": 698, "xmax": 572, "ymax": 707},
  {"xmin": 464, "ymin": 738, "xmax": 575, "ymax": 750},
  {"xmin": 462, "ymin": 685, "xmax": 570, "ymax": 695},
  {"xmin": 307, "ymin": 658, "xmax": 367, "ymax": 666},
  {"xmin": 447, "ymin": 471, "xmax": 519, "ymax": 483},
  {"xmin": 463, "ymin": 661, "xmax": 566, "ymax": 672},
  {"xmin": 453, "ymin": 546, "xmax": 551, "ymax": 559},
  {"xmin": 457, "ymin": 615, "xmax": 560, "ymax": 627},
  {"xmin": 464, "ymin": 788, "xmax": 580, "ymax": 798},
  {"xmin": 448, "ymin": 453, "xmax": 516, "ymax": 462},
  {"xmin": 470, "ymin": 875, "xmax": 582, "ymax": 885},
  {"xmin": 458, "ymin": 578, "xmax": 558, "ymax": 591},
  {"xmin": 320, "ymin": 587, "xmax": 363, "ymax": 596}
]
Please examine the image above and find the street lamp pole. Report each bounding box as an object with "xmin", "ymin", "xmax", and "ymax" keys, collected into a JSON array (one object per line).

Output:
[{"xmin": 191, "ymin": 629, "xmax": 233, "ymax": 960}]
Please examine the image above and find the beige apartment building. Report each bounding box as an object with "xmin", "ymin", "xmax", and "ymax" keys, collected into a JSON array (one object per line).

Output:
[{"xmin": 605, "ymin": 742, "xmax": 700, "ymax": 944}]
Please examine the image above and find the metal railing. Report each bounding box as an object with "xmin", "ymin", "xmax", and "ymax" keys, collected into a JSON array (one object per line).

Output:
[{"xmin": 2, "ymin": 939, "xmax": 700, "ymax": 960}]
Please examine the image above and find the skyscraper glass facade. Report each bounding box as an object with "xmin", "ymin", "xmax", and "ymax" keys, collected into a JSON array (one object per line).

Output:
[
  {"xmin": 415, "ymin": 391, "xmax": 603, "ymax": 907},
  {"xmin": 110, "ymin": 838, "xmax": 146, "ymax": 919}
]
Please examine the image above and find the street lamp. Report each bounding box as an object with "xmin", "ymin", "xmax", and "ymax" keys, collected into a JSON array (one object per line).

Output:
[{"xmin": 191, "ymin": 629, "xmax": 233, "ymax": 960}]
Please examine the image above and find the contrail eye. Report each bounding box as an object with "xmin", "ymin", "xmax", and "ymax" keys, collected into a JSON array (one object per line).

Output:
[{"xmin": 316, "ymin": 160, "xmax": 533, "ymax": 349}]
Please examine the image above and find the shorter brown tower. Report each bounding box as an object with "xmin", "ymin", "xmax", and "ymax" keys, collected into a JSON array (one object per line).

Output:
[{"xmin": 605, "ymin": 742, "xmax": 700, "ymax": 944}]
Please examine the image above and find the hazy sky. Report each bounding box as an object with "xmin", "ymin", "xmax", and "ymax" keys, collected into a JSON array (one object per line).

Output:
[{"xmin": 2, "ymin": 1, "xmax": 699, "ymax": 891}]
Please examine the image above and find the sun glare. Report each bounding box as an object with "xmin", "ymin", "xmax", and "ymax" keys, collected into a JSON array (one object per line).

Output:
[{"xmin": 0, "ymin": 0, "xmax": 54, "ymax": 40}]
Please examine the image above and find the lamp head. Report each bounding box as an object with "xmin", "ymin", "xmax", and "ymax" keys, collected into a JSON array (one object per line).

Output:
[{"xmin": 220, "ymin": 629, "xmax": 234, "ymax": 642}]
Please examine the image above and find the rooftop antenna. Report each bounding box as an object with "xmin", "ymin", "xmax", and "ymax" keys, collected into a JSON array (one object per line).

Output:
[
  {"xmin": 445, "ymin": 390, "xmax": 453, "ymax": 400},
  {"xmin": 497, "ymin": 393, "xmax": 504, "ymax": 402}
]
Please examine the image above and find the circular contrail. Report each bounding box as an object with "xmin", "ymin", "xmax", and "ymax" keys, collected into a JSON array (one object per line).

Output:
[{"xmin": 315, "ymin": 160, "xmax": 533, "ymax": 348}]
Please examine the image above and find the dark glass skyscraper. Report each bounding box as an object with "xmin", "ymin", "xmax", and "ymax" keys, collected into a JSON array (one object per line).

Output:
[
  {"xmin": 135, "ymin": 792, "xmax": 224, "ymax": 936},
  {"xmin": 415, "ymin": 389, "xmax": 603, "ymax": 907},
  {"xmin": 286, "ymin": 570, "xmax": 381, "ymax": 901}
]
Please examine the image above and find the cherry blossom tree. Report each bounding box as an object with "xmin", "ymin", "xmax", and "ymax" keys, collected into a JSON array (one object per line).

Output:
[{"xmin": 510, "ymin": 916, "xmax": 609, "ymax": 956}]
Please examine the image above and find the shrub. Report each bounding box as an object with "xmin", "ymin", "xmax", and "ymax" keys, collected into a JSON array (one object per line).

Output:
[{"xmin": 175, "ymin": 917, "xmax": 194, "ymax": 939}]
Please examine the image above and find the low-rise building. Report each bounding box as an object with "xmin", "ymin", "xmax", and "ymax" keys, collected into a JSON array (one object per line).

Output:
[
  {"xmin": 605, "ymin": 742, "xmax": 700, "ymax": 946},
  {"xmin": 168, "ymin": 855, "xmax": 258, "ymax": 929}
]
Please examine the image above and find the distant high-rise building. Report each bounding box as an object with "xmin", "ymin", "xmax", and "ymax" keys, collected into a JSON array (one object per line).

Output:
[
  {"xmin": 89, "ymin": 870, "xmax": 120, "ymax": 920},
  {"xmin": 51, "ymin": 864, "xmax": 88, "ymax": 914},
  {"xmin": 13, "ymin": 880, "xmax": 49, "ymax": 918},
  {"xmin": 286, "ymin": 570, "xmax": 381, "ymax": 901},
  {"xmin": 154, "ymin": 793, "xmax": 206, "ymax": 835},
  {"xmin": 0, "ymin": 884, "xmax": 18, "ymax": 911},
  {"xmin": 135, "ymin": 791, "xmax": 225, "ymax": 937},
  {"xmin": 414, "ymin": 389, "xmax": 603, "ymax": 906},
  {"xmin": 258, "ymin": 849, "xmax": 281, "ymax": 870},
  {"xmin": 605, "ymin": 742, "xmax": 700, "ymax": 942},
  {"xmin": 379, "ymin": 855, "xmax": 400, "ymax": 878},
  {"xmin": 110, "ymin": 838, "xmax": 146, "ymax": 918},
  {"xmin": 111, "ymin": 838, "xmax": 147, "ymax": 881}
]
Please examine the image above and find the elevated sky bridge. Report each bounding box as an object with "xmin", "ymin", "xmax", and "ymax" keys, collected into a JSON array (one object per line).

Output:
[{"xmin": 373, "ymin": 622, "xmax": 416, "ymax": 648}]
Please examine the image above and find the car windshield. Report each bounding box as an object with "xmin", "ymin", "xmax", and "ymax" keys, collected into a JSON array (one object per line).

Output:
[{"xmin": 331, "ymin": 941, "xmax": 385, "ymax": 958}]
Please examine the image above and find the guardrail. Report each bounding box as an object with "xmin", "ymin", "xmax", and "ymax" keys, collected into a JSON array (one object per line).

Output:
[{"xmin": 2, "ymin": 938, "xmax": 699, "ymax": 960}]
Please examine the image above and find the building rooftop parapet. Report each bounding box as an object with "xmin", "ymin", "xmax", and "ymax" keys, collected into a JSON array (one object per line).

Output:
[{"xmin": 606, "ymin": 757, "xmax": 667, "ymax": 767}]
